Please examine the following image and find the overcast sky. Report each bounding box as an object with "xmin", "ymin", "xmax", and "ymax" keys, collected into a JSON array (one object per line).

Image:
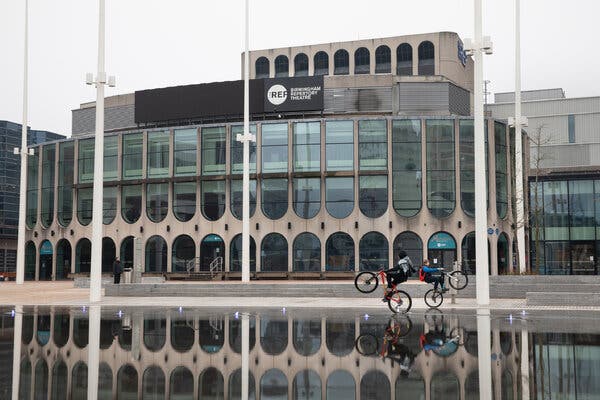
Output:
[{"xmin": 1, "ymin": 0, "xmax": 599, "ymax": 136}]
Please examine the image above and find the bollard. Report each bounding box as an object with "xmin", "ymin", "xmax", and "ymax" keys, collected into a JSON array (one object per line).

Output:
[{"xmin": 450, "ymin": 261, "xmax": 459, "ymax": 304}]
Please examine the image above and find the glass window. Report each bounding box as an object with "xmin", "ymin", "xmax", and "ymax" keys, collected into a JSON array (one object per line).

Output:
[
  {"xmin": 334, "ymin": 49, "xmax": 349, "ymax": 75},
  {"xmin": 172, "ymin": 235, "xmax": 195, "ymax": 273},
  {"xmin": 293, "ymin": 233, "xmax": 321, "ymax": 272},
  {"xmin": 359, "ymin": 120, "xmax": 387, "ymax": 170},
  {"xmin": 529, "ymin": 181, "xmax": 544, "ymax": 242},
  {"xmin": 229, "ymin": 369, "xmax": 256, "ymax": 400},
  {"xmin": 262, "ymin": 123, "xmax": 288, "ymax": 173},
  {"xmin": 543, "ymin": 181, "xmax": 569, "ymax": 240},
  {"xmin": 146, "ymin": 183, "xmax": 168, "ymax": 223},
  {"xmin": 101, "ymin": 237, "xmax": 116, "ymax": 273},
  {"xmin": 230, "ymin": 234, "xmax": 256, "ymax": 272},
  {"xmin": 294, "ymin": 53, "xmax": 308, "ymax": 76},
  {"xmin": 396, "ymin": 43, "xmax": 413, "ymax": 76},
  {"xmin": 354, "ymin": 47, "xmax": 370, "ymax": 74},
  {"xmin": 293, "ymin": 121, "xmax": 320, "ymax": 172},
  {"xmin": 568, "ymin": 114, "xmax": 576, "ymax": 143},
  {"xmin": 58, "ymin": 141, "xmax": 74, "ymax": 227},
  {"xmin": 326, "ymin": 120, "xmax": 353, "ymax": 171},
  {"xmin": 40, "ymin": 144, "xmax": 55, "ymax": 227},
  {"xmin": 260, "ymin": 318, "xmax": 288, "ymax": 355},
  {"xmin": 145, "ymin": 236, "xmax": 167, "ymax": 273},
  {"xmin": 231, "ymin": 179, "xmax": 257, "ymax": 220},
  {"xmin": 121, "ymin": 185, "xmax": 142, "ymax": 223},
  {"xmin": 120, "ymin": 236, "xmax": 135, "ymax": 270},
  {"xmin": 261, "ymin": 233, "xmax": 288, "ymax": 272},
  {"xmin": 201, "ymin": 126, "xmax": 226, "ymax": 175},
  {"xmin": 78, "ymin": 138, "xmax": 94, "ymax": 183},
  {"xmin": 142, "ymin": 367, "xmax": 165, "ymax": 399},
  {"xmin": 75, "ymin": 238, "xmax": 91, "ymax": 273},
  {"xmin": 392, "ymin": 119, "xmax": 422, "ymax": 217},
  {"xmin": 147, "ymin": 130, "xmax": 169, "ymax": 178},
  {"xmin": 327, "ymin": 370, "xmax": 355, "ymax": 399},
  {"xmin": 426, "ymin": 120, "xmax": 455, "ymax": 218},
  {"xmin": 293, "ymin": 178, "xmax": 321, "ymax": 219},
  {"xmin": 326, "ymin": 321, "xmax": 355, "ymax": 356},
  {"xmin": 262, "ymin": 179, "xmax": 288, "ymax": 220},
  {"xmin": 170, "ymin": 367, "xmax": 193, "ymax": 398},
  {"xmin": 104, "ymin": 135, "xmax": 118, "ymax": 181},
  {"xmin": 275, "ymin": 55, "xmax": 289, "ymax": 77},
  {"xmin": 459, "ymin": 120, "xmax": 480, "ymax": 217},
  {"xmin": 173, "ymin": 181, "xmax": 196, "ymax": 222},
  {"xmin": 394, "ymin": 231, "xmax": 423, "ymax": 267},
  {"xmin": 256, "ymin": 57, "xmax": 269, "ymax": 78},
  {"xmin": 431, "ymin": 372, "xmax": 459, "ymax": 399},
  {"xmin": 543, "ymin": 241, "xmax": 570, "ymax": 275},
  {"xmin": 361, "ymin": 371, "xmax": 390, "ymax": 400},
  {"xmin": 51, "ymin": 361, "xmax": 68, "ymax": 400},
  {"xmin": 117, "ymin": 365, "xmax": 138, "ymax": 399},
  {"xmin": 103, "ymin": 186, "xmax": 117, "ymax": 224},
  {"xmin": 314, "ymin": 51, "xmax": 329, "ymax": 76},
  {"xmin": 173, "ymin": 128, "xmax": 197, "ymax": 176},
  {"xmin": 260, "ymin": 369, "xmax": 287, "ymax": 399},
  {"xmin": 359, "ymin": 175, "xmax": 387, "ymax": 218},
  {"xmin": 326, "ymin": 177, "xmax": 354, "ymax": 218},
  {"xmin": 359, "ymin": 232, "xmax": 388, "ymax": 271},
  {"xmin": 201, "ymin": 180, "xmax": 225, "ymax": 221},
  {"xmin": 231, "ymin": 124, "xmax": 257, "ymax": 174},
  {"xmin": 26, "ymin": 151, "xmax": 39, "ymax": 228},
  {"xmin": 293, "ymin": 370, "xmax": 321, "ymax": 399},
  {"xmin": 77, "ymin": 188, "xmax": 93, "ymax": 226},
  {"xmin": 199, "ymin": 368, "xmax": 225, "ymax": 399},
  {"xmin": 326, "ymin": 232, "xmax": 354, "ymax": 271},
  {"xmin": 495, "ymin": 122, "xmax": 509, "ymax": 219},
  {"xmin": 122, "ymin": 133, "xmax": 143, "ymax": 180},
  {"xmin": 375, "ymin": 45, "xmax": 391, "ymax": 73},
  {"xmin": 570, "ymin": 180, "xmax": 595, "ymax": 240},
  {"xmin": 418, "ymin": 41, "xmax": 435, "ymax": 75},
  {"xmin": 293, "ymin": 320, "xmax": 321, "ymax": 356}
]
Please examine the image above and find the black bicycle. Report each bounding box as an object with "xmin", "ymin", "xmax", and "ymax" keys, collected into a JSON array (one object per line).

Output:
[{"xmin": 424, "ymin": 269, "xmax": 468, "ymax": 308}]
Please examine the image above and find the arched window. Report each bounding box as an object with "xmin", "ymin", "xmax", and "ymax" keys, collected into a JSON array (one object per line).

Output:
[
  {"xmin": 75, "ymin": 238, "xmax": 91, "ymax": 273},
  {"xmin": 120, "ymin": 236, "xmax": 134, "ymax": 270},
  {"xmin": 142, "ymin": 367, "xmax": 165, "ymax": 399},
  {"xmin": 460, "ymin": 119, "xmax": 475, "ymax": 217},
  {"xmin": 171, "ymin": 317, "xmax": 194, "ymax": 352},
  {"xmin": 102, "ymin": 237, "xmax": 115, "ymax": 273},
  {"xmin": 260, "ymin": 317, "xmax": 288, "ymax": 355},
  {"xmin": 199, "ymin": 368, "xmax": 225, "ymax": 399},
  {"xmin": 293, "ymin": 233, "xmax": 321, "ymax": 272},
  {"xmin": 293, "ymin": 370, "xmax": 321, "ymax": 399},
  {"xmin": 326, "ymin": 232, "xmax": 354, "ymax": 271},
  {"xmin": 199, "ymin": 318, "xmax": 225, "ymax": 353},
  {"xmin": 359, "ymin": 176, "xmax": 388, "ymax": 218},
  {"xmin": 232, "ymin": 179, "xmax": 257, "ymax": 220},
  {"xmin": 495, "ymin": 121, "xmax": 508, "ymax": 219},
  {"xmin": 229, "ymin": 369, "xmax": 256, "ymax": 400},
  {"xmin": 26, "ymin": 149, "xmax": 39, "ymax": 228},
  {"xmin": 359, "ymin": 232, "xmax": 388, "ymax": 271},
  {"xmin": 230, "ymin": 234, "xmax": 256, "ymax": 272},
  {"xmin": 117, "ymin": 365, "xmax": 138, "ymax": 399},
  {"xmin": 262, "ymin": 179, "xmax": 288, "ymax": 220},
  {"xmin": 22, "ymin": 314, "xmax": 34, "ymax": 344},
  {"xmin": 146, "ymin": 183, "xmax": 168, "ymax": 223},
  {"xmin": 427, "ymin": 232, "xmax": 457, "ymax": 269},
  {"xmin": 103, "ymin": 186, "xmax": 117, "ymax": 224},
  {"xmin": 498, "ymin": 233, "xmax": 510, "ymax": 274},
  {"xmin": 375, "ymin": 45, "xmax": 391, "ymax": 73},
  {"xmin": 361, "ymin": 370, "xmax": 390, "ymax": 399},
  {"xmin": 326, "ymin": 321, "xmax": 354, "ymax": 356},
  {"xmin": 40, "ymin": 144, "xmax": 55, "ymax": 228},
  {"xmin": 354, "ymin": 47, "xmax": 370, "ymax": 74},
  {"xmin": 229, "ymin": 316, "xmax": 256, "ymax": 353},
  {"xmin": 25, "ymin": 241, "xmax": 36, "ymax": 280},
  {"xmin": 396, "ymin": 371, "xmax": 425, "ymax": 398},
  {"xmin": 77, "ymin": 188, "xmax": 92, "ymax": 226},
  {"xmin": 51, "ymin": 361, "xmax": 68, "ymax": 400},
  {"xmin": 55, "ymin": 239, "xmax": 71, "ymax": 280},
  {"xmin": 431, "ymin": 372, "xmax": 459, "ymax": 399},
  {"xmin": 38, "ymin": 240, "xmax": 52, "ymax": 280},
  {"xmin": 326, "ymin": 177, "xmax": 354, "ymax": 218},
  {"xmin": 293, "ymin": 320, "xmax": 321, "ymax": 356},
  {"xmin": 392, "ymin": 119, "xmax": 422, "ymax": 217},
  {"xmin": 426, "ymin": 120, "xmax": 455, "ymax": 218},
  {"xmin": 396, "ymin": 43, "xmax": 413, "ymax": 75},
  {"xmin": 327, "ymin": 370, "xmax": 355, "ymax": 399},
  {"xmin": 461, "ymin": 231, "xmax": 476, "ymax": 274},
  {"xmin": 145, "ymin": 235, "xmax": 167, "ymax": 273},
  {"xmin": 418, "ymin": 41, "xmax": 435, "ymax": 75},
  {"xmin": 255, "ymin": 57, "xmax": 269, "ymax": 79},
  {"xmin": 275, "ymin": 55, "xmax": 289, "ymax": 77},
  {"xmin": 98, "ymin": 364, "xmax": 113, "ymax": 398},
  {"xmin": 173, "ymin": 181, "xmax": 196, "ymax": 222},
  {"xmin": 334, "ymin": 49, "xmax": 349, "ymax": 75},
  {"xmin": 19, "ymin": 360, "xmax": 32, "ymax": 399},
  {"xmin": 170, "ymin": 367, "xmax": 193, "ymax": 398},
  {"xmin": 73, "ymin": 317, "xmax": 89, "ymax": 348},
  {"xmin": 57, "ymin": 141, "xmax": 74, "ymax": 227},
  {"xmin": 394, "ymin": 232, "xmax": 423, "ymax": 267},
  {"xmin": 121, "ymin": 184, "xmax": 142, "ymax": 223},
  {"xmin": 465, "ymin": 371, "xmax": 479, "ymax": 400},
  {"xmin": 172, "ymin": 235, "xmax": 195, "ymax": 273},
  {"xmin": 293, "ymin": 178, "xmax": 321, "ymax": 219},
  {"xmin": 143, "ymin": 318, "xmax": 166, "ymax": 351},
  {"xmin": 261, "ymin": 233, "xmax": 288, "ymax": 272},
  {"xmin": 201, "ymin": 180, "xmax": 225, "ymax": 221},
  {"xmin": 294, "ymin": 53, "xmax": 308, "ymax": 76},
  {"xmin": 34, "ymin": 360, "xmax": 48, "ymax": 395},
  {"xmin": 36, "ymin": 314, "xmax": 50, "ymax": 345},
  {"xmin": 53, "ymin": 313, "xmax": 70, "ymax": 347},
  {"xmin": 260, "ymin": 369, "xmax": 288, "ymax": 399},
  {"xmin": 71, "ymin": 362, "xmax": 87, "ymax": 398},
  {"xmin": 200, "ymin": 234, "xmax": 225, "ymax": 272},
  {"xmin": 314, "ymin": 51, "xmax": 329, "ymax": 76}
]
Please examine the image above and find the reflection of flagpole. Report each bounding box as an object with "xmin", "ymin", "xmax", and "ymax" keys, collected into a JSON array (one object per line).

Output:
[
  {"xmin": 241, "ymin": 313, "xmax": 250, "ymax": 400},
  {"xmin": 87, "ymin": 305, "xmax": 101, "ymax": 400},
  {"xmin": 520, "ymin": 329, "xmax": 530, "ymax": 399},
  {"xmin": 476, "ymin": 309, "xmax": 493, "ymax": 400},
  {"xmin": 11, "ymin": 306, "xmax": 23, "ymax": 400}
]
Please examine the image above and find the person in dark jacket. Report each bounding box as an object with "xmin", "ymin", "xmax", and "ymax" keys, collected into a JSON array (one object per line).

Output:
[
  {"xmin": 420, "ymin": 259, "xmax": 447, "ymax": 292},
  {"xmin": 382, "ymin": 250, "xmax": 414, "ymax": 301},
  {"xmin": 113, "ymin": 258, "xmax": 122, "ymax": 284}
]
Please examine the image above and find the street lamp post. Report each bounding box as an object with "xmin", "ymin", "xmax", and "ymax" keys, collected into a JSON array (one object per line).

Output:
[{"xmin": 88, "ymin": 0, "xmax": 115, "ymax": 302}]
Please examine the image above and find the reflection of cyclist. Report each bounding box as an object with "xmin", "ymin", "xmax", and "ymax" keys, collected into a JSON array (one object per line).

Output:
[
  {"xmin": 419, "ymin": 259, "xmax": 447, "ymax": 292},
  {"xmin": 382, "ymin": 250, "xmax": 414, "ymax": 301},
  {"xmin": 385, "ymin": 341, "xmax": 414, "ymax": 376}
]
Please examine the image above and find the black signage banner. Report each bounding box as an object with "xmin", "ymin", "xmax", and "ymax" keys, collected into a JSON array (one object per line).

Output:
[{"xmin": 264, "ymin": 76, "xmax": 324, "ymax": 113}]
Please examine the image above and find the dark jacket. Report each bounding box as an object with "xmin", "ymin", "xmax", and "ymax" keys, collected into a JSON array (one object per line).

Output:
[{"xmin": 113, "ymin": 260, "xmax": 122, "ymax": 274}]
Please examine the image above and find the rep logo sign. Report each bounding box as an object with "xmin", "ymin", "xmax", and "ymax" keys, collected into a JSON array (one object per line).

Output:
[{"xmin": 267, "ymin": 84, "xmax": 288, "ymax": 105}]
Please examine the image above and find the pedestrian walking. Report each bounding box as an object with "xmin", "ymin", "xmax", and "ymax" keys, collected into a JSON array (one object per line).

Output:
[{"xmin": 113, "ymin": 258, "xmax": 122, "ymax": 284}]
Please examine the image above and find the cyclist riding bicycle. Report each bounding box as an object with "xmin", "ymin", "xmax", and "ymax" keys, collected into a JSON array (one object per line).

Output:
[
  {"xmin": 419, "ymin": 259, "xmax": 448, "ymax": 293},
  {"xmin": 382, "ymin": 250, "xmax": 415, "ymax": 301}
]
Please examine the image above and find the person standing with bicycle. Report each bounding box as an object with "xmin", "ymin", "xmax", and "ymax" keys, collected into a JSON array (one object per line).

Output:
[{"xmin": 419, "ymin": 259, "xmax": 448, "ymax": 293}]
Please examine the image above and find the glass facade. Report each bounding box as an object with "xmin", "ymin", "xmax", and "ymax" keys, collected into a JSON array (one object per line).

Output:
[
  {"xmin": 293, "ymin": 178, "xmax": 320, "ymax": 219},
  {"xmin": 173, "ymin": 182, "xmax": 196, "ymax": 222},
  {"xmin": 40, "ymin": 145, "xmax": 55, "ymax": 227},
  {"xmin": 262, "ymin": 123, "xmax": 288, "ymax": 173},
  {"xmin": 231, "ymin": 179, "xmax": 257, "ymax": 220},
  {"xmin": 359, "ymin": 175, "xmax": 387, "ymax": 218},
  {"xmin": 293, "ymin": 233, "xmax": 321, "ymax": 272},
  {"xmin": 77, "ymin": 188, "xmax": 92, "ymax": 226},
  {"xmin": 495, "ymin": 122, "xmax": 508, "ymax": 219},
  {"xmin": 122, "ymin": 185, "xmax": 142, "ymax": 224},
  {"xmin": 326, "ymin": 177, "xmax": 354, "ymax": 219},
  {"xmin": 147, "ymin": 183, "xmax": 169, "ymax": 223},
  {"xmin": 174, "ymin": 128, "xmax": 197, "ymax": 176},
  {"xmin": 122, "ymin": 133, "xmax": 143, "ymax": 180},
  {"xmin": 293, "ymin": 122, "xmax": 320, "ymax": 172},
  {"xmin": 359, "ymin": 120, "xmax": 387, "ymax": 171},
  {"xmin": 78, "ymin": 139, "xmax": 94, "ymax": 183},
  {"xmin": 392, "ymin": 119, "xmax": 421, "ymax": 217},
  {"xmin": 201, "ymin": 126, "xmax": 226, "ymax": 175},
  {"xmin": 201, "ymin": 180, "xmax": 225, "ymax": 221},
  {"xmin": 426, "ymin": 120, "xmax": 455, "ymax": 218},
  {"xmin": 103, "ymin": 186, "xmax": 118, "ymax": 225},
  {"xmin": 326, "ymin": 121, "xmax": 353, "ymax": 171},
  {"xmin": 147, "ymin": 131, "xmax": 170, "ymax": 178},
  {"xmin": 104, "ymin": 136, "xmax": 119, "ymax": 181},
  {"xmin": 57, "ymin": 142, "xmax": 74, "ymax": 227},
  {"xmin": 231, "ymin": 125, "xmax": 256, "ymax": 174},
  {"xmin": 262, "ymin": 179, "xmax": 288, "ymax": 220}
]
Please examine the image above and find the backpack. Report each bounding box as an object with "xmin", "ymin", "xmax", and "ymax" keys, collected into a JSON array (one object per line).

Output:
[{"xmin": 418, "ymin": 267, "xmax": 426, "ymax": 282}]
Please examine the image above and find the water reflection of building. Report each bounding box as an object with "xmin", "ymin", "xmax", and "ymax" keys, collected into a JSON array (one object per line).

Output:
[{"xmin": 12, "ymin": 308, "xmax": 523, "ymax": 399}]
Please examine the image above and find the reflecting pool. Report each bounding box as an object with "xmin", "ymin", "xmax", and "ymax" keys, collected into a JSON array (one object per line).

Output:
[{"xmin": 1, "ymin": 306, "xmax": 600, "ymax": 399}]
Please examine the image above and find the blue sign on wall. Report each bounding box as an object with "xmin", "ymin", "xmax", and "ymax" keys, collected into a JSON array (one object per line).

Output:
[
  {"xmin": 40, "ymin": 241, "xmax": 53, "ymax": 255},
  {"xmin": 487, "ymin": 228, "xmax": 494, "ymax": 235},
  {"xmin": 428, "ymin": 232, "xmax": 456, "ymax": 250}
]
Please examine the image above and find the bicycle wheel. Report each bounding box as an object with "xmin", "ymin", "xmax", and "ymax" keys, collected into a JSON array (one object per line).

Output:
[
  {"xmin": 424, "ymin": 289, "xmax": 443, "ymax": 308},
  {"xmin": 389, "ymin": 315, "xmax": 413, "ymax": 337},
  {"xmin": 387, "ymin": 290, "xmax": 412, "ymax": 314},
  {"xmin": 448, "ymin": 271, "xmax": 468, "ymax": 290},
  {"xmin": 354, "ymin": 271, "xmax": 379, "ymax": 293},
  {"xmin": 424, "ymin": 308, "xmax": 444, "ymax": 327},
  {"xmin": 355, "ymin": 334, "xmax": 378, "ymax": 356}
]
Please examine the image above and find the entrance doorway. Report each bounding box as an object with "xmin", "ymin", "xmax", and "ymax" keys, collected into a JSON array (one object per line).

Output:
[
  {"xmin": 571, "ymin": 242, "xmax": 596, "ymax": 275},
  {"xmin": 39, "ymin": 240, "xmax": 53, "ymax": 281},
  {"xmin": 200, "ymin": 234, "xmax": 224, "ymax": 272},
  {"xmin": 428, "ymin": 232, "xmax": 457, "ymax": 269}
]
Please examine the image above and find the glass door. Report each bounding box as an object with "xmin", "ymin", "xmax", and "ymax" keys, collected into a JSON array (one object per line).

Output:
[{"xmin": 571, "ymin": 242, "xmax": 596, "ymax": 275}]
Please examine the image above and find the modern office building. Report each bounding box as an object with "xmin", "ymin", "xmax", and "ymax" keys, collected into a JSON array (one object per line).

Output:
[
  {"xmin": 0, "ymin": 121, "xmax": 64, "ymax": 277},
  {"xmin": 23, "ymin": 32, "xmax": 524, "ymax": 280},
  {"xmin": 488, "ymin": 89, "xmax": 600, "ymax": 274}
]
